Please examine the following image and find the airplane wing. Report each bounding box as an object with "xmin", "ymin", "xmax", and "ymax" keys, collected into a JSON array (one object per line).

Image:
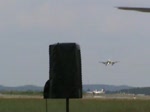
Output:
[
  {"xmin": 99, "ymin": 62, "xmax": 106, "ymax": 64},
  {"xmin": 112, "ymin": 62, "xmax": 115, "ymax": 65},
  {"xmin": 112, "ymin": 61, "xmax": 119, "ymax": 65},
  {"xmin": 117, "ymin": 7, "xmax": 150, "ymax": 13},
  {"xmin": 99, "ymin": 61, "xmax": 107, "ymax": 65}
]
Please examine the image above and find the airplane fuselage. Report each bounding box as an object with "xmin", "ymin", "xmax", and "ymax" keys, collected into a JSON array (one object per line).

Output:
[
  {"xmin": 86, "ymin": 89, "xmax": 105, "ymax": 95},
  {"xmin": 100, "ymin": 59, "xmax": 119, "ymax": 66},
  {"xmin": 93, "ymin": 89, "xmax": 105, "ymax": 94}
]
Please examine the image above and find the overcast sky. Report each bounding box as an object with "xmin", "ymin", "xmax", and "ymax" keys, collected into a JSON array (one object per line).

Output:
[{"xmin": 1, "ymin": 0, "xmax": 150, "ymax": 87}]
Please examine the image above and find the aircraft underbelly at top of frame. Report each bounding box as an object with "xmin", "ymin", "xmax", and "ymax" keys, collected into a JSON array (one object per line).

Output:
[{"xmin": 117, "ymin": 7, "xmax": 150, "ymax": 13}]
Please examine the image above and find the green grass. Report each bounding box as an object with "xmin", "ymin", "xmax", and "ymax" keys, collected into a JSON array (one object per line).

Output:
[
  {"xmin": 0, "ymin": 98, "xmax": 150, "ymax": 112},
  {"xmin": 70, "ymin": 99, "xmax": 150, "ymax": 112}
]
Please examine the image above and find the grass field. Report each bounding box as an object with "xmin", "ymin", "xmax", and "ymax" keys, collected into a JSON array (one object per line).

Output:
[{"xmin": 0, "ymin": 98, "xmax": 150, "ymax": 112}]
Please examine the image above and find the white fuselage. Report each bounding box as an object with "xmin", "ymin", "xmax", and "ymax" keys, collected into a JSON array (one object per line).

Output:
[{"xmin": 92, "ymin": 89, "xmax": 105, "ymax": 94}]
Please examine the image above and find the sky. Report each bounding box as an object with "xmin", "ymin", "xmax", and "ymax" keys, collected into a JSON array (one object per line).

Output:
[{"xmin": 0, "ymin": 0, "xmax": 150, "ymax": 87}]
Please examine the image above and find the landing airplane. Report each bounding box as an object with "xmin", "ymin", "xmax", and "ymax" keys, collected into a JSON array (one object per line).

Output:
[
  {"xmin": 86, "ymin": 89, "xmax": 105, "ymax": 95},
  {"xmin": 99, "ymin": 59, "xmax": 119, "ymax": 66},
  {"xmin": 117, "ymin": 7, "xmax": 150, "ymax": 13},
  {"xmin": 92, "ymin": 89, "xmax": 105, "ymax": 95}
]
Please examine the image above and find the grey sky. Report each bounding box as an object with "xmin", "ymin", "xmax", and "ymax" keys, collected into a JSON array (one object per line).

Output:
[{"xmin": 0, "ymin": 0, "xmax": 150, "ymax": 87}]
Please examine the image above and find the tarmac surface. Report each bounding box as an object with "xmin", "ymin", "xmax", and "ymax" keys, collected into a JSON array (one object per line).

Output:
[
  {"xmin": 0, "ymin": 93, "xmax": 150, "ymax": 100},
  {"xmin": 83, "ymin": 93, "xmax": 150, "ymax": 100}
]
